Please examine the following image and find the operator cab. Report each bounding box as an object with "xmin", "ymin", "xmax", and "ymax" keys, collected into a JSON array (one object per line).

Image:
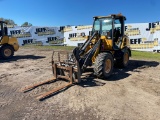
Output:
[
  {"xmin": 0, "ymin": 21, "xmax": 8, "ymax": 39},
  {"xmin": 92, "ymin": 14, "xmax": 126, "ymax": 50}
]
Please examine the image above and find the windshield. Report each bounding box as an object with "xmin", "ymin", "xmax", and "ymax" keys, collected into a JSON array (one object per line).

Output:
[{"xmin": 93, "ymin": 18, "xmax": 112, "ymax": 35}]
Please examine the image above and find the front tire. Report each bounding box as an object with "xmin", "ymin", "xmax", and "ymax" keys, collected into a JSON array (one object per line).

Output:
[
  {"xmin": 0, "ymin": 45, "xmax": 14, "ymax": 59},
  {"xmin": 94, "ymin": 52, "xmax": 114, "ymax": 79}
]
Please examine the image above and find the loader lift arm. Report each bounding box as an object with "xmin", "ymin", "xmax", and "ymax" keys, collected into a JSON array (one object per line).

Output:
[
  {"xmin": 78, "ymin": 31, "xmax": 98, "ymax": 55},
  {"xmin": 72, "ymin": 31, "xmax": 101, "ymax": 70}
]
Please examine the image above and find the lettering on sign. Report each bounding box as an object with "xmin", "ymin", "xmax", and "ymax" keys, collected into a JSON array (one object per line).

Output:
[
  {"xmin": 22, "ymin": 39, "xmax": 43, "ymax": 46},
  {"xmin": 58, "ymin": 26, "xmax": 72, "ymax": 32},
  {"xmin": 7, "ymin": 25, "xmax": 15, "ymax": 28},
  {"xmin": 125, "ymin": 28, "xmax": 141, "ymax": 36},
  {"xmin": 46, "ymin": 37, "xmax": 64, "ymax": 44},
  {"xmin": 153, "ymin": 38, "xmax": 159, "ymax": 46},
  {"xmin": 22, "ymin": 39, "xmax": 33, "ymax": 45},
  {"xmin": 125, "ymin": 25, "xmax": 140, "ymax": 36},
  {"xmin": 10, "ymin": 29, "xmax": 31, "ymax": 38},
  {"xmin": 130, "ymin": 38, "xmax": 141, "ymax": 44},
  {"xmin": 76, "ymin": 25, "xmax": 92, "ymax": 30},
  {"xmin": 35, "ymin": 27, "xmax": 55, "ymax": 36},
  {"xmin": 68, "ymin": 32, "xmax": 86, "ymax": 41},
  {"xmin": 146, "ymin": 21, "xmax": 160, "ymax": 33},
  {"xmin": 125, "ymin": 26, "xmax": 128, "ymax": 31},
  {"xmin": 63, "ymin": 27, "xmax": 72, "ymax": 32},
  {"xmin": 58, "ymin": 26, "xmax": 65, "ymax": 32},
  {"xmin": 130, "ymin": 37, "xmax": 159, "ymax": 49}
]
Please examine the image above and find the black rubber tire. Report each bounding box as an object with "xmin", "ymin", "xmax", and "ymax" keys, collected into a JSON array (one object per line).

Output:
[
  {"xmin": 0, "ymin": 45, "xmax": 14, "ymax": 59},
  {"xmin": 116, "ymin": 50, "xmax": 129, "ymax": 68},
  {"xmin": 94, "ymin": 52, "xmax": 114, "ymax": 79}
]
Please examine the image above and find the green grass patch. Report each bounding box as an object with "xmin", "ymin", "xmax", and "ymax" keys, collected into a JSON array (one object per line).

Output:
[
  {"xmin": 22, "ymin": 45, "xmax": 76, "ymax": 51},
  {"xmin": 131, "ymin": 50, "xmax": 160, "ymax": 62},
  {"xmin": 21, "ymin": 45, "xmax": 160, "ymax": 62}
]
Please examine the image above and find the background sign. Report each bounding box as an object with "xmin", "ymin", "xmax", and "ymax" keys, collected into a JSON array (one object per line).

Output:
[
  {"xmin": 7, "ymin": 22, "xmax": 160, "ymax": 51},
  {"xmin": 8, "ymin": 26, "xmax": 64, "ymax": 46}
]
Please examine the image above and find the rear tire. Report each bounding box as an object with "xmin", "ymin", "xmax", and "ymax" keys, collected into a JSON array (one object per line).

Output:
[
  {"xmin": 94, "ymin": 52, "xmax": 113, "ymax": 78},
  {"xmin": 0, "ymin": 45, "xmax": 14, "ymax": 59},
  {"xmin": 116, "ymin": 50, "xmax": 129, "ymax": 68}
]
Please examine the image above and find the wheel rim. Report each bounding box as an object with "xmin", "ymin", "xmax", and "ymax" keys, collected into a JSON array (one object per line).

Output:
[
  {"xmin": 124, "ymin": 52, "xmax": 129, "ymax": 65},
  {"xmin": 4, "ymin": 48, "xmax": 12, "ymax": 57},
  {"xmin": 105, "ymin": 59, "xmax": 111, "ymax": 73}
]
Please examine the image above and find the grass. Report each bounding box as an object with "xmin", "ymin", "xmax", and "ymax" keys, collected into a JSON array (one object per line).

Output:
[
  {"xmin": 21, "ymin": 45, "xmax": 160, "ymax": 62},
  {"xmin": 131, "ymin": 50, "xmax": 160, "ymax": 62},
  {"xmin": 22, "ymin": 45, "xmax": 76, "ymax": 51}
]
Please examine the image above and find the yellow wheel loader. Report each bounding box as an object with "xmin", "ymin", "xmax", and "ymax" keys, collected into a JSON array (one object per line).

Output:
[
  {"xmin": 0, "ymin": 21, "xmax": 19, "ymax": 59},
  {"xmin": 22, "ymin": 14, "xmax": 131, "ymax": 100}
]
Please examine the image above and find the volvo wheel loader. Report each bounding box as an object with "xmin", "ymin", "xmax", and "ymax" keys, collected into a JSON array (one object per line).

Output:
[
  {"xmin": 22, "ymin": 14, "xmax": 131, "ymax": 100},
  {"xmin": 0, "ymin": 21, "xmax": 19, "ymax": 59}
]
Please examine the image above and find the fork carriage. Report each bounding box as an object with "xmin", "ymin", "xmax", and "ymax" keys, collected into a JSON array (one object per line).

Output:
[{"xmin": 21, "ymin": 50, "xmax": 81, "ymax": 100}]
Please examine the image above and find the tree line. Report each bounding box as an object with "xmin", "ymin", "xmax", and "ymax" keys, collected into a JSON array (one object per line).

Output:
[{"xmin": 0, "ymin": 17, "xmax": 32, "ymax": 27}]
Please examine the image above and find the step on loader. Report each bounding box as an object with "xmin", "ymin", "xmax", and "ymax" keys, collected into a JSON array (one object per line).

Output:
[{"xmin": 21, "ymin": 14, "xmax": 131, "ymax": 100}]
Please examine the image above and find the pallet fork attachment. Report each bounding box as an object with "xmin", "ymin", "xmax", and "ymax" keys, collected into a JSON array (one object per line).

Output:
[{"xmin": 21, "ymin": 50, "xmax": 81, "ymax": 100}]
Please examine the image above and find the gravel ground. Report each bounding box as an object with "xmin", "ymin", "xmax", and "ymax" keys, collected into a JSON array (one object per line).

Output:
[{"xmin": 0, "ymin": 47, "xmax": 160, "ymax": 120}]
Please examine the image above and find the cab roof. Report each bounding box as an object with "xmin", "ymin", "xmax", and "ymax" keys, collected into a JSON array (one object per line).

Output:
[{"xmin": 94, "ymin": 13, "xmax": 126, "ymax": 20}]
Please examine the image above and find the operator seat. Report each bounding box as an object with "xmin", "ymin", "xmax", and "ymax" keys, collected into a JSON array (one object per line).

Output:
[
  {"xmin": 113, "ymin": 29, "xmax": 122, "ymax": 49},
  {"xmin": 113, "ymin": 29, "xmax": 121, "ymax": 42},
  {"xmin": 109, "ymin": 29, "xmax": 120, "ymax": 39}
]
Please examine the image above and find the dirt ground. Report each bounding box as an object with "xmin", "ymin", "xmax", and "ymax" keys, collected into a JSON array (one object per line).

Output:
[{"xmin": 0, "ymin": 47, "xmax": 160, "ymax": 120}]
